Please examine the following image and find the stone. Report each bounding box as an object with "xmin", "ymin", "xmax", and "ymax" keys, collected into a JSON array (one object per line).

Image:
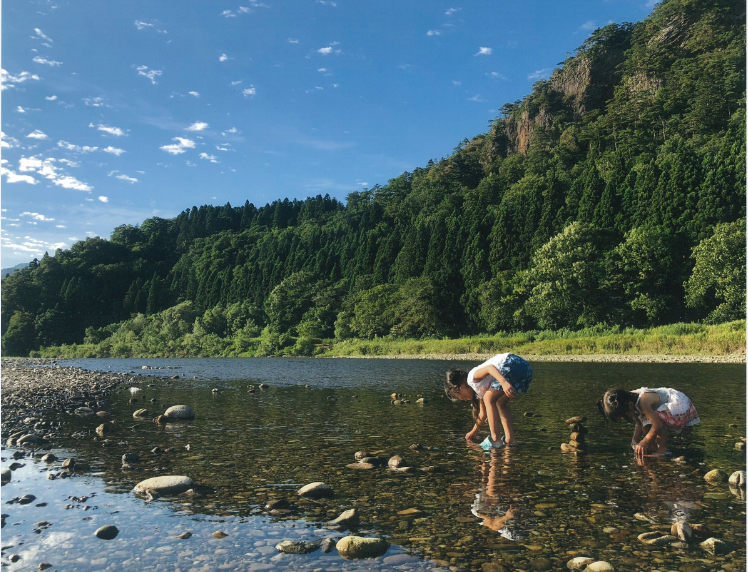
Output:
[
  {"xmin": 388, "ymin": 455, "xmax": 405, "ymax": 469},
  {"xmin": 391, "ymin": 393, "xmax": 398, "ymax": 399},
  {"xmin": 17, "ymin": 434, "xmax": 43, "ymax": 446},
  {"xmin": 18, "ymin": 495, "xmax": 36, "ymax": 505},
  {"xmin": 212, "ymin": 531, "xmax": 228, "ymax": 539},
  {"xmin": 275, "ymin": 540, "xmax": 320, "ymax": 554},
  {"xmin": 176, "ymin": 531, "xmax": 192, "ymax": 539},
  {"xmin": 133, "ymin": 409, "xmax": 149, "ymax": 418},
  {"xmin": 96, "ymin": 411, "xmax": 109, "ymax": 417},
  {"xmin": 671, "ymin": 521, "xmax": 693, "ymax": 542},
  {"xmin": 354, "ymin": 450, "xmax": 370, "ymax": 461},
  {"xmin": 637, "ymin": 532, "xmax": 676, "ymax": 545},
  {"xmin": 297, "ymin": 482, "xmax": 333, "ymax": 498},
  {"xmin": 393, "ymin": 400, "xmax": 402, "ymax": 405},
  {"xmin": 347, "ymin": 462, "xmax": 375, "ymax": 470},
  {"xmin": 95, "ymin": 423, "xmax": 111, "ymax": 437},
  {"xmin": 704, "ymin": 469, "xmax": 728, "ymax": 484},
  {"xmin": 586, "ymin": 562, "xmax": 615, "ymax": 572},
  {"xmin": 335, "ymin": 536, "xmax": 389, "ymax": 559},
  {"xmin": 41, "ymin": 454, "xmax": 56, "ymax": 463},
  {"xmin": 75, "ymin": 407, "xmax": 95, "ymax": 416},
  {"xmin": 565, "ymin": 416, "xmax": 586, "ymax": 424},
  {"xmin": 164, "ymin": 405, "xmax": 195, "ymax": 420},
  {"xmin": 133, "ymin": 475, "xmax": 193, "ymax": 495},
  {"xmin": 735, "ymin": 442, "xmax": 745, "ymax": 451},
  {"xmin": 1, "ymin": 470, "xmax": 10, "ymax": 485},
  {"xmin": 154, "ymin": 415, "xmax": 168, "ymax": 424},
  {"xmin": 390, "ymin": 466, "xmax": 415, "ymax": 473},
  {"xmin": 38, "ymin": 563, "xmax": 52, "ymax": 571},
  {"xmin": 529, "ymin": 556, "xmax": 552, "ymax": 570},
  {"xmin": 265, "ymin": 499, "xmax": 291, "ymax": 510},
  {"xmin": 320, "ymin": 538, "xmax": 336, "ymax": 553},
  {"xmin": 94, "ymin": 525, "xmax": 119, "ymax": 540},
  {"xmin": 122, "ymin": 453, "xmax": 140, "ymax": 464},
  {"xmin": 567, "ymin": 557, "xmax": 594, "ymax": 569},
  {"xmin": 409, "ymin": 443, "xmax": 423, "ymax": 451},
  {"xmin": 728, "ymin": 470, "xmax": 745, "ymax": 488},
  {"xmin": 397, "ymin": 507, "xmax": 424, "ymax": 517},
  {"xmin": 568, "ymin": 440, "xmax": 587, "ymax": 451},
  {"xmin": 482, "ymin": 564, "xmax": 510, "ymax": 572},
  {"xmin": 416, "ymin": 398, "xmax": 424, "ymax": 404},
  {"xmin": 699, "ymin": 537, "xmax": 728, "ymax": 555},
  {"xmin": 330, "ymin": 508, "xmax": 359, "ymax": 528},
  {"xmin": 359, "ymin": 456, "xmax": 386, "ymax": 466}
]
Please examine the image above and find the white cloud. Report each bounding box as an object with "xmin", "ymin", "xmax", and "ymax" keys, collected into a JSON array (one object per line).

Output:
[
  {"xmin": 231, "ymin": 80, "xmax": 242, "ymax": 85},
  {"xmin": 58, "ymin": 159, "xmax": 79, "ymax": 167},
  {"xmin": 486, "ymin": 71, "xmax": 508, "ymax": 80},
  {"xmin": 221, "ymin": 9, "xmax": 236, "ymax": 17},
  {"xmin": 1, "ymin": 166, "xmax": 38, "ymax": 185},
  {"xmin": 225, "ymin": 127, "xmax": 239, "ymax": 134},
  {"xmin": 238, "ymin": 6, "xmax": 251, "ymax": 13},
  {"xmin": 580, "ymin": 20, "xmax": 597, "ymax": 31},
  {"xmin": 452, "ymin": 80, "xmax": 461, "ymax": 86},
  {"xmin": 317, "ymin": 0, "xmax": 337, "ymax": 5},
  {"xmin": 288, "ymin": 38, "xmax": 299, "ymax": 44},
  {"xmin": 1, "ymin": 69, "xmax": 40, "ymax": 90},
  {"xmin": 318, "ymin": 68, "xmax": 328, "ymax": 72},
  {"xmin": 33, "ymin": 56, "xmax": 63, "ymax": 66},
  {"xmin": 20, "ymin": 212, "xmax": 55, "ymax": 221},
  {"xmin": 53, "ymin": 176, "xmax": 93, "ymax": 191},
  {"xmin": 102, "ymin": 146, "xmax": 126, "ymax": 156},
  {"xmin": 216, "ymin": 146, "xmax": 231, "ymax": 151},
  {"xmin": 18, "ymin": 155, "xmax": 93, "ymax": 191},
  {"xmin": 475, "ymin": 47, "xmax": 492, "ymax": 56},
  {"xmin": 27, "ymin": 130, "xmax": 48, "ymax": 140},
  {"xmin": 199, "ymin": 152, "xmax": 219, "ymax": 163},
  {"xmin": 242, "ymin": 86, "xmax": 256, "ymax": 97},
  {"xmin": 32, "ymin": 28, "xmax": 53, "ymax": 42},
  {"xmin": 45, "ymin": 95, "xmax": 57, "ymax": 100},
  {"xmin": 95, "ymin": 124, "xmax": 126, "ymax": 137},
  {"xmin": 445, "ymin": 7, "xmax": 460, "ymax": 15},
  {"xmin": 219, "ymin": 53, "xmax": 229, "ymax": 62},
  {"xmin": 83, "ymin": 96, "xmax": 105, "ymax": 107},
  {"xmin": 134, "ymin": 20, "xmax": 153, "ymax": 30},
  {"xmin": 56, "ymin": 224, "xmax": 66, "ymax": 228},
  {"xmin": 1, "ymin": 132, "xmax": 20, "ymax": 148},
  {"xmin": 185, "ymin": 121, "xmax": 209, "ymax": 131},
  {"xmin": 189, "ymin": 91, "xmax": 200, "ymax": 97},
  {"xmin": 160, "ymin": 137, "xmax": 196, "ymax": 155},
  {"xmin": 136, "ymin": 65, "xmax": 162, "ymax": 84},
  {"xmin": 427, "ymin": 30, "xmax": 441, "ymax": 36},
  {"xmin": 57, "ymin": 140, "xmax": 98, "ymax": 153},
  {"xmin": 116, "ymin": 174, "xmax": 138, "ymax": 183},
  {"xmin": 17, "ymin": 106, "xmax": 27, "ymax": 113},
  {"xmin": 317, "ymin": 47, "xmax": 333, "ymax": 55},
  {"xmin": 98, "ymin": 196, "xmax": 109, "ymax": 202},
  {"xmin": 467, "ymin": 94, "xmax": 484, "ymax": 102},
  {"xmin": 528, "ymin": 68, "xmax": 551, "ymax": 80}
]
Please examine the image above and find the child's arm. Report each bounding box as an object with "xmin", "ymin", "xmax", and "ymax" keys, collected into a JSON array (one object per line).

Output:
[
  {"xmin": 465, "ymin": 399, "xmax": 487, "ymax": 441},
  {"xmin": 472, "ymin": 364, "xmax": 517, "ymax": 398},
  {"xmin": 634, "ymin": 393, "xmax": 663, "ymax": 456}
]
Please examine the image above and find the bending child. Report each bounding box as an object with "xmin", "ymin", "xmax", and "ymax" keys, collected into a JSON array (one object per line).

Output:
[
  {"xmin": 596, "ymin": 387, "xmax": 700, "ymax": 458},
  {"xmin": 445, "ymin": 353, "xmax": 533, "ymax": 451}
]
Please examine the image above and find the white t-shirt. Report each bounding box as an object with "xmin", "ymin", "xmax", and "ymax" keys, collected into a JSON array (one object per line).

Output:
[{"xmin": 467, "ymin": 353, "xmax": 510, "ymax": 399}]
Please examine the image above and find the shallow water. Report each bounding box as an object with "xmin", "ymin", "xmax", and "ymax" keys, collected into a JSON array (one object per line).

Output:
[{"xmin": 2, "ymin": 359, "xmax": 746, "ymax": 571}]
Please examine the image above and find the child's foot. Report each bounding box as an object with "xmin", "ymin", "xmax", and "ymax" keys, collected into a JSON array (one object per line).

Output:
[
  {"xmin": 501, "ymin": 436, "xmax": 518, "ymax": 447},
  {"xmin": 480, "ymin": 436, "xmax": 504, "ymax": 451}
]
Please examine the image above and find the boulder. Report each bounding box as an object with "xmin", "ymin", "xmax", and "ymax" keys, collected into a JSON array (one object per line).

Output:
[
  {"xmin": 297, "ymin": 482, "xmax": 333, "ymax": 498},
  {"xmin": 133, "ymin": 475, "xmax": 193, "ymax": 495},
  {"xmin": 699, "ymin": 537, "xmax": 728, "ymax": 555},
  {"xmin": 320, "ymin": 537, "xmax": 336, "ymax": 553},
  {"xmin": 212, "ymin": 531, "xmax": 228, "ymax": 539},
  {"xmin": 346, "ymin": 463, "xmax": 375, "ymax": 470},
  {"xmin": 570, "ymin": 432, "xmax": 585, "ymax": 442},
  {"xmin": 330, "ymin": 508, "xmax": 359, "ymax": 528},
  {"xmin": 94, "ymin": 525, "xmax": 119, "ymax": 540},
  {"xmin": 703, "ymin": 469, "xmax": 728, "ymax": 484},
  {"xmin": 335, "ymin": 536, "xmax": 389, "ymax": 559},
  {"xmin": 164, "ymin": 405, "xmax": 195, "ymax": 420},
  {"xmin": 275, "ymin": 540, "xmax": 320, "ymax": 554},
  {"xmin": 690, "ymin": 524, "xmax": 711, "ymax": 539},
  {"xmin": 728, "ymin": 470, "xmax": 745, "ymax": 488},
  {"xmin": 567, "ymin": 557, "xmax": 594, "ymax": 570},
  {"xmin": 95, "ymin": 423, "xmax": 111, "ymax": 437},
  {"xmin": 586, "ymin": 563, "xmax": 615, "ymax": 572}
]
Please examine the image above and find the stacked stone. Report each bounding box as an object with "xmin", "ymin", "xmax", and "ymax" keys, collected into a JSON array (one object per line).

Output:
[{"xmin": 561, "ymin": 416, "xmax": 588, "ymax": 455}]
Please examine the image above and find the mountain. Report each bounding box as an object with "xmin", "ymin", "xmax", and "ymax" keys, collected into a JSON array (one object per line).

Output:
[
  {"xmin": 1, "ymin": 263, "xmax": 31, "ymax": 279},
  {"xmin": 1, "ymin": 0, "xmax": 744, "ymax": 356}
]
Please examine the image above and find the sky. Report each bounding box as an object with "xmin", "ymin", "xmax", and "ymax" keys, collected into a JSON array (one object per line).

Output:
[{"xmin": 1, "ymin": 0, "xmax": 657, "ymax": 268}]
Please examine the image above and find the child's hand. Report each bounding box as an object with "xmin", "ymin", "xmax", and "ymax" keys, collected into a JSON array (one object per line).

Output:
[
  {"xmin": 501, "ymin": 380, "xmax": 517, "ymax": 398},
  {"xmin": 635, "ymin": 436, "xmax": 653, "ymax": 458},
  {"xmin": 465, "ymin": 429, "xmax": 478, "ymax": 441}
]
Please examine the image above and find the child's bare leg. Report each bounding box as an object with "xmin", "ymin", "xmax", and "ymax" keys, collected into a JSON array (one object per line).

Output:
[
  {"xmin": 652, "ymin": 425, "xmax": 668, "ymax": 455},
  {"xmin": 496, "ymin": 393, "xmax": 515, "ymax": 444},
  {"xmin": 483, "ymin": 390, "xmax": 503, "ymax": 443}
]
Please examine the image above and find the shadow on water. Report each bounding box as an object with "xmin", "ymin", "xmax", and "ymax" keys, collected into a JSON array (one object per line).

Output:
[{"xmin": 2, "ymin": 359, "xmax": 745, "ymax": 571}]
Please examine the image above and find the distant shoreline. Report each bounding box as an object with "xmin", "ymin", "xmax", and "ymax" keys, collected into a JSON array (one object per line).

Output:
[{"xmin": 330, "ymin": 353, "xmax": 745, "ymax": 363}]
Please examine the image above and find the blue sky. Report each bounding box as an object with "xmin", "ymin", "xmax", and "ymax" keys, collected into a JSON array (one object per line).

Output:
[{"xmin": 2, "ymin": 0, "xmax": 656, "ymax": 267}]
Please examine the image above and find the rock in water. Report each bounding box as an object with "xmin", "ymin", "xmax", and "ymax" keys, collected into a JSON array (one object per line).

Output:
[
  {"xmin": 297, "ymin": 482, "xmax": 333, "ymax": 498},
  {"xmin": 133, "ymin": 409, "xmax": 149, "ymax": 418},
  {"xmin": 41, "ymin": 454, "xmax": 56, "ymax": 463},
  {"xmin": 728, "ymin": 470, "xmax": 745, "ymax": 488},
  {"xmin": 163, "ymin": 405, "xmax": 195, "ymax": 420},
  {"xmin": 1, "ymin": 470, "xmax": 10, "ymax": 485},
  {"xmin": 703, "ymin": 469, "xmax": 728, "ymax": 484},
  {"xmin": 638, "ymin": 532, "xmax": 676, "ymax": 545},
  {"xmin": 212, "ymin": 531, "xmax": 228, "ymax": 539},
  {"xmin": 335, "ymin": 536, "xmax": 389, "ymax": 559},
  {"xmin": 354, "ymin": 450, "xmax": 370, "ymax": 461},
  {"xmin": 275, "ymin": 540, "xmax": 320, "ymax": 554},
  {"xmin": 671, "ymin": 521, "xmax": 693, "ymax": 542},
  {"xmin": 388, "ymin": 455, "xmax": 404, "ymax": 469},
  {"xmin": 586, "ymin": 563, "xmax": 615, "ymax": 572},
  {"xmin": 320, "ymin": 538, "xmax": 336, "ymax": 553},
  {"xmin": 699, "ymin": 537, "xmax": 728, "ymax": 555},
  {"xmin": 175, "ymin": 532, "xmax": 192, "ymax": 539},
  {"xmin": 330, "ymin": 508, "xmax": 359, "ymax": 528},
  {"xmin": 94, "ymin": 525, "xmax": 119, "ymax": 540},
  {"xmin": 133, "ymin": 475, "xmax": 193, "ymax": 495},
  {"xmin": 565, "ymin": 416, "xmax": 586, "ymax": 424},
  {"xmin": 567, "ymin": 557, "xmax": 594, "ymax": 569},
  {"xmin": 95, "ymin": 423, "xmax": 111, "ymax": 437},
  {"xmin": 122, "ymin": 453, "xmax": 140, "ymax": 464}
]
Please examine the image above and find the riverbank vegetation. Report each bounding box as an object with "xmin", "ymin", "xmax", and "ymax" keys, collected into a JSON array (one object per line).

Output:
[{"xmin": 4, "ymin": 0, "xmax": 746, "ymax": 357}]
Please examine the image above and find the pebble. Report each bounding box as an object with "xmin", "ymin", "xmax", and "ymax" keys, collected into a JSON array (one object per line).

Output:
[
  {"xmin": 1, "ymin": 469, "xmax": 11, "ymax": 485},
  {"xmin": 133, "ymin": 476, "xmax": 193, "ymax": 495},
  {"xmin": 330, "ymin": 508, "xmax": 359, "ymax": 528},
  {"xmin": 704, "ymin": 469, "xmax": 728, "ymax": 484},
  {"xmin": 586, "ymin": 562, "xmax": 615, "ymax": 572},
  {"xmin": 567, "ymin": 556, "xmax": 594, "ymax": 569},
  {"xmin": 40, "ymin": 454, "xmax": 56, "ymax": 463},
  {"xmin": 94, "ymin": 525, "xmax": 119, "ymax": 540},
  {"xmin": 388, "ymin": 455, "xmax": 405, "ymax": 469},
  {"xmin": 565, "ymin": 416, "xmax": 586, "ymax": 424},
  {"xmin": 212, "ymin": 531, "xmax": 228, "ymax": 539},
  {"xmin": 274, "ymin": 540, "xmax": 320, "ymax": 554},
  {"xmin": 335, "ymin": 536, "xmax": 389, "ymax": 559},
  {"xmin": 297, "ymin": 482, "xmax": 333, "ymax": 498}
]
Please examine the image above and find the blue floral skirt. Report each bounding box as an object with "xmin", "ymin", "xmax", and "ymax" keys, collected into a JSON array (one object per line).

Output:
[{"xmin": 488, "ymin": 354, "xmax": 533, "ymax": 395}]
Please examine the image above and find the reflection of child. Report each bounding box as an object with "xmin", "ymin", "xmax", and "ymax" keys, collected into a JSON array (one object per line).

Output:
[
  {"xmin": 445, "ymin": 353, "xmax": 533, "ymax": 450},
  {"xmin": 596, "ymin": 387, "xmax": 700, "ymax": 458}
]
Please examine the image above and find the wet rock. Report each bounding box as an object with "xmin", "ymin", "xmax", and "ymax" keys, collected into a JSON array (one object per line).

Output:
[
  {"xmin": 359, "ymin": 456, "xmax": 386, "ymax": 466},
  {"xmin": 570, "ymin": 432, "xmax": 585, "ymax": 442},
  {"xmin": 673, "ymin": 456, "xmax": 686, "ymax": 463},
  {"xmin": 154, "ymin": 415, "xmax": 168, "ymax": 424},
  {"xmin": 347, "ymin": 463, "xmax": 375, "ymax": 470},
  {"xmin": 390, "ymin": 466, "xmax": 415, "ymax": 473},
  {"xmin": 320, "ymin": 537, "xmax": 336, "ymax": 553},
  {"xmin": 212, "ymin": 530, "xmax": 228, "ymax": 539},
  {"xmin": 265, "ymin": 499, "xmax": 291, "ymax": 510},
  {"xmin": 481, "ymin": 564, "xmax": 510, "ymax": 572},
  {"xmin": 529, "ymin": 557, "xmax": 552, "ymax": 570},
  {"xmin": 73, "ymin": 462, "xmax": 90, "ymax": 472},
  {"xmin": 17, "ymin": 434, "xmax": 43, "ymax": 446},
  {"xmin": 638, "ymin": 532, "xmax": 676, "ymax": 545},
  {"xmin": 421, "ymin": 466, "xmax": 441, "ymax": 473},
  {"xmin": 330, "ymin": 508, "xmax": 359, "ymax": 528},
  {"xmin": 175, "ymin": 531, "xmax": 192, "ymax": 539},
  {"xmin": 38, "ymin": 563, "xmax": 52, "ymax": 571},
  {"xmin": 9, "ymin": 462, "xmax": 24, "ymax": 471},
  {"xmin": 703, "ymin": 469, "xmax": 728, "ymax": 484},
  {"xmin": 335, "ymin": 536, "xmax": 389, "ymax": 559},
  {"xmin": 388, "ymin": 455, "xmax": 405, "ymax": 469},
  {"xmin": 392, "ymin": 400, "xmax": 402, "ymax": 405},
  {"xmin": 95, "ymin": 423, "xmax": 112, "ymax": 437},
  {"xmin": 1, "ymin": 470, "xmax": 10, "ymax": 485},
  {"xmin": 354, "ymin": 451, "xmax": 370, "ymax": 461},
  {"xmin": 41, "ymin": 454, "xmax": 56, "ymax": 463},
  {"xmin": 735, "ymin": 442, "xmax": 746, "ymax": 451},
  {"xmin": 18, "ymin": 495, "xmax": 36, "ymax": 505},
  {"xmin": 728, "ymin": 470, "xmax": 745, "ymax": 488},
  {"xmin": 75, "ymin": 407, "xmax": 95, "ymax": 416},
  {"xmin": 565, "ymin": 416, "xmax": 586, "ymax": 424},
  {"xmin": 390, "ymin": 393, "xmax": 398, "ymax": 399},
  {"xmin": 416, "ymin": 398, "xmax": 424, "ymax": 404},
  {"xmin": 297, "ymin": 481, "xmax": 333, "ymax": 498},
  {"xmin": 94, "ymin": 525, "xmax": 119, "ymax": 540},
  {"xmin": 133, "ymin": 475, "xmax": 193, "ymax": 495},
  {"xmin": 163, "ymin": 405, "xmax": 195, "ymax": 420},
  {"xmin": 699, "ymin": 537, "xmax": 728, "ymax": 555},
  {"xmin": 397, "ymin": 508, "xmax": 424, "ymax": 517},
  {"xmin": 566, "ymin": 556, "xmax": 594, "ymax": 569},
  {"xmin": 671, "ymin": 521, "xmax": 693, "ymax": 542},
  {"xmin": 96, "ymin": 411, "xmax": 110, "ymax": 417},
  {"xmin": 151, "ymin": 447, "xmax": 162, "ymax": 454},
  {"xmin": 122, "ymin": 453, "xmax": 140, "ymax": 464},
  {"xmin": 409, "ymin": 443, "xmax": 423, "ymax": 451},
  {"xmin": 586, "ymin": 562, "xmax": 615, "ymax": 572},
  {"xmin": 568, "ymin": 440, "xmax": 587, "ymax": 451},
  {"xmin": 275, "ymin": 540, "xmax": 320, "ymax": 554},
  {"xmin": 9, "ymin": 555, "xmax": 20, "ymax": 563},
  {"xmin": 132, "ymin": 409, "xmax": 149, "ymax": 418}
]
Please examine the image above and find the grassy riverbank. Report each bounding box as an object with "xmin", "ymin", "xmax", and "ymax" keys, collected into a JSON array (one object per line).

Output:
[{"xmin": 30, "ymin": 320, "xmax": 746, "ymax": 362}]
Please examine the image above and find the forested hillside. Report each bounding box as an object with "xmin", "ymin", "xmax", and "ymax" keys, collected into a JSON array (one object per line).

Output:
[{"xmin": 2, "ymin": 0, "xmax": 745, "ymax": 357}]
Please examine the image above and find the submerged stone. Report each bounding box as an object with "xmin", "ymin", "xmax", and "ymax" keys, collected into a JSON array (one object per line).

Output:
[
  {"xmin": 703, "ymin": 469, "xmax": 728, "ymax": 484},
  {"xmin": 133, "ymin": 475, "xmax": 193, "ymax": 495},
  {"xmin": 336, "ymin": 536, "xmax": 389, "ymax": 559},
  {"xmin": 94, "ymin": 525, "xmax": 119, "ymax": 540},
  {"xmin": 297, "ymin": 482, "xmax": 333, "ymax": 498},
  {"xmin": 275, "ymin": 540, "xmax": 320, "ymax": 554},
  {"xmin": 164, "ymin": 405, "xmax": 195, "ymax": 420}
]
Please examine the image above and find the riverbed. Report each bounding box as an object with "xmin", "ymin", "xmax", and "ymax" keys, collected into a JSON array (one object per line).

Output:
[{"xmin": 1, "ymin": 358, "xmax": 745, "ymax": 571}]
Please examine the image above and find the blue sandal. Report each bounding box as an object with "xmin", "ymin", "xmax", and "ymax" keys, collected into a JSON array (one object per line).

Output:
[{"xmin": 480, "ymin": 436, "xmax": 504, "ymax": 451}]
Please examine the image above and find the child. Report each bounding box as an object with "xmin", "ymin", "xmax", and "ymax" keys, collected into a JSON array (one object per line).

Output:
[
  {"xmin": 445, "ymin": 353, "xmax": 533, "ymax": 451},
  {"xmin": 596, "ymin": 388, "xmax": 700, "ymax": 458}
]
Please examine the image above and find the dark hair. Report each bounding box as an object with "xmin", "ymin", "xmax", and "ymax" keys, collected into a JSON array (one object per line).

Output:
[
  {"xmin": 445, "ymin": 369, "xmax": 480, "ymax": 421},
  {"xmin": 596, "ymin": 389, "xmax": 638, "ymax": 422}
]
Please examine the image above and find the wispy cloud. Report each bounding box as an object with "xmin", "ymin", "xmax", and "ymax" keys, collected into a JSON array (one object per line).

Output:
[
  {"xmin": 486, "ymin": 71, "xmax": 508, "ymax": 80},
  {"xmin": 160, "ymin": 137, "xmax": 196, "ymax": 155},
  {"xmin": 219, "ymin": 53, "xmax": 229, "ymax": 62},
  {"xmin": 475, "ymin": 47, "xmax": 492, "ymax": 56},
  {"xmin": 188, "ymin": 91, "xmax": 200, "ymax": 97},
  {"xmin": 242, "ymin": 86, "xmax": 256, "ymax": 97},
  {"xmin": 185, "ymin": 121, "xmax": 209, "ymax": 131},
  {"xmin": 199, "ymin": 153, "xmax": 219, "ymax": 163},
  {"xmin": 445, "ymin": 7, "xmax": 460, "ymax": 15},
  {"xmin": 1, "ymin": 69, "xmax": 41, "ymax": 90},
  {"xmin": 136, "ymin": 65, "xmax": 162, "ymax": 84},
  {"xmin": 288, "ymin": 38, "xmax": 299, "ymax": 44},
  {"xmin": 57, "ymin": 140, "xmax": 98, "ymax": 153},
  {"xmin": 134, "ymin": 20, "xmax": 153, "ymax": 30},
  {"xmin": 93, "ymin": 124, "xmax": 127, "ymax": 137},
  {"xmin": 33, "ymin": 56, "xmax": 63, "ymax": 66},
  {"xmin": 102, "ymin": 146, "xmax": 126, "ymax": 156},
  {"xmin": 1, "ymin": 164, "xmax": 38, "ymax": 185},
  {"xmin": 231, "ymin": 80, "xmax": 242, "ymax": 86},
  {"xmin": 427, "ymin": 30, "xmax": 441, "ymax": 36},
  {"xmin": 26, "ymin": 130, "xmax": 49, "ymax": 140},
  {"xmin": 528, "ymin": 68, "xmax": 551, "ymax": 80},
  {"xmin": 116, "ymin": 174, "xmax": 138, "ymax": 183},
  {"xmin": 467, "ymin": 94, "xmax": 484, "ymax": 102},
  {"xmin": 45, "ymin": 95, "xmax": 57, "ymax": 100},
  {"xmin": 32, "ymin": 28, "xmax": 53, "ymax": 42},
  {"xmin": 580, "ymin": 20, "xmax": 597, "ymax": 31},
  {"xmin": 318, "ymin": 47, "xmax": 333, "ymax": 55},
  {"xmin": 21, "ymin": 212, "xmax": 55, "ymax": 221},
  {"xmin": 98, "ymin": 196, "xmax": 109, "ymax": 202},
  {"xmin": 221, "ymin": 9, "xmax": 236, "ymax": 17},
  {"xmin": 1, "ymin": 132, "xmax": 20, "ymax": 148},
  {"xmin": 83, "ymin": 96, "xmax": 106, "ymax": 107}
]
